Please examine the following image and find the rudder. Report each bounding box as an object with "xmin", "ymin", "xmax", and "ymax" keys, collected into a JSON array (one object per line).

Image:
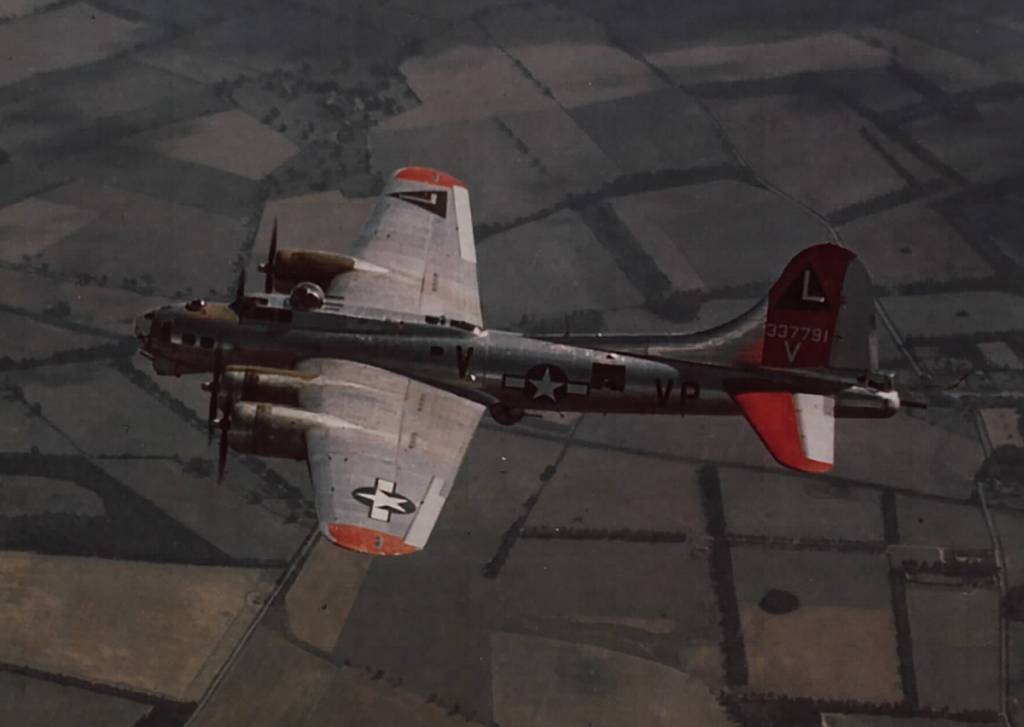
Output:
[{"xmin": 762, "ymin": 243, "xmax": 877, "ymax": 371}]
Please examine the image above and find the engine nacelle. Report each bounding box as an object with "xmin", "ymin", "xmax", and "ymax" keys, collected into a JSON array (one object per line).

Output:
[
  {"xmin": 264, "ymin": 250, "xmax": 354, "ymax": 292},
  {"xmin": 226, "ymin": 402, "xmax": 324, "ymax": 460},
  {"xmin": 219, "ymin": 367, "xmax": 316, "ymax": 409},
  {"xmin": 262, "ymin": 249, "xmax": 388, "ymax": 293}
]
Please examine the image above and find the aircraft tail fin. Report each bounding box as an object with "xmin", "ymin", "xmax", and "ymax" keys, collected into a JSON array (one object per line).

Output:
[
  {"xmin": 760, "ymin": 243, "xmax": 877, "ymax": 371},
  {"xmin": 634, "ymin": 243, "xmax": 877, "ymax": 374},
  {"xmin": 729, "ymin": 243, "xmax": 879, "ymax": 473}
]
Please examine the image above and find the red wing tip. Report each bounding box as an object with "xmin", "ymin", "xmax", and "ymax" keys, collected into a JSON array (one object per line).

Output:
[
  {"xmin": 325, "ymin": 523, "xmax": 419, "ymax": 556},
  {"xmin": 778, "ymin": 457, "xmax": 834, "ymax": 474},
  {"xmin": 394, "ymin": 166, "xmax": 465, "ymax": 189}
]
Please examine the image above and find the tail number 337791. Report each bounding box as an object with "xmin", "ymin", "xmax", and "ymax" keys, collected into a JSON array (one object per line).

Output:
[{"xmin": 765, "ymin": 323, "xmax": 829, "ymax": 343}]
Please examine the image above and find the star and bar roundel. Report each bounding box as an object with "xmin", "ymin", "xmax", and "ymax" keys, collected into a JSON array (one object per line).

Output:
[
  {"xmin": 352, "ymin": 477, "xmax": 416, "ymax": 522},
  {"xmin": 501, "ymin": 364, "xmax": 590, "ymax": 402}
]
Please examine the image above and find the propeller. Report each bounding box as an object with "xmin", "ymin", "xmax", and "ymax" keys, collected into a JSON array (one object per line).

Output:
[
  {"xmin": 233, "ymin": 268, "xmax": 246, "ymax": 307},
  {"xmin": 261, "ymin": 219, "xmax": 279, "ymax": 294},
  {"xmin": 202, "ymin": 346, "xmax": 225, "ymax": 445},
  {"xmin": 202, "ymin": 346, "xmax": 232, "ymax": 483},
  {"xmin": 216, "ymin": 409, "xmax": 231, "ymax": 484}
]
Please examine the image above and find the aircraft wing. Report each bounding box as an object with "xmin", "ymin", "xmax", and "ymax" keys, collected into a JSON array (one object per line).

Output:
[
  {"xmin": 297, "ymin": 358, "xmax": 483, "ymax": 555},
  {"xmin": 328, "ymin": 166, "xmax": 483, "ymax": 327}
]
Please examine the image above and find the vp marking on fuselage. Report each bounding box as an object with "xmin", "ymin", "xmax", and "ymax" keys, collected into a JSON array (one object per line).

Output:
[
  {"xmin": 655, "ymin": 378, "xmax": 674, "ymax": 406},
  {"xmin": 654, "ymin": 378, "xmax": 700, "ymax": 408}
]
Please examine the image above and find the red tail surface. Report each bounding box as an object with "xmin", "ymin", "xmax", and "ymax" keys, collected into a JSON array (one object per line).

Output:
[
  {"xmin": 733, "ymin": 391, "xmax": 835, "ymax": 472},
  {"xmin": 730, "ymin": 243, "xmax": 877, "ymax": 472},
  {"xmin": 761, "ymin": 243, "xmax": 856, "ymax": 369}
]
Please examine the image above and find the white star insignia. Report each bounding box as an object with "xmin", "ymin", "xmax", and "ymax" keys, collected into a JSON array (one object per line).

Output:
[{"xmin": 529, "ymin": 367, "xmax": 564, "ymax": 402}]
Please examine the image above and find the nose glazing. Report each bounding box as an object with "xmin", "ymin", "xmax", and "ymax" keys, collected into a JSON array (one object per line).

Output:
[{"xmin": 134, "ymin": 310, "xmax": 155, "ymax": 341}]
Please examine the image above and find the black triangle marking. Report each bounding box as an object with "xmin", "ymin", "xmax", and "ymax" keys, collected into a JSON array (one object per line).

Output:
[
  {"xmin": 776, "ymin": 266, "xmax": 832, "ymax": 310},
  {"xmin": 389, "ymin": 189, "xmax": 447, "ymax": 218}
]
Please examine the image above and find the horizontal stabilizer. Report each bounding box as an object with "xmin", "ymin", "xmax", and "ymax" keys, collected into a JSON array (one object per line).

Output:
[{"xmin": 732, "ymin": 391, "xmax": 835, "ymax": 473}]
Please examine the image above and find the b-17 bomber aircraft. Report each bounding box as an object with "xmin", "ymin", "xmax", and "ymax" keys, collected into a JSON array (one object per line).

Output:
[{"xmin": 135, "ymin": 166, "xmax": 908, "ymax": 556}]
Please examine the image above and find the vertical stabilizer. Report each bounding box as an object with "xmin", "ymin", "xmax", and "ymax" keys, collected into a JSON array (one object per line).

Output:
[
  {"xmin": 762, "ymin": 243, "xmax": 876, "ymax": 371},
  {"xmin": 731, "ymin": 243, "xmax": 879, "ymax": 473}
]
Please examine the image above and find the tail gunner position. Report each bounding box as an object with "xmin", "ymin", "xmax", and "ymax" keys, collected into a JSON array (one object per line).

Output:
[{"xmin": 135, "ymin": 167, "xmax": 908, "ymax": 556}]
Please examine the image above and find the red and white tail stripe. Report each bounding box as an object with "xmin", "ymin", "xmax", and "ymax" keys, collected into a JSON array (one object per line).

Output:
[{"xmin": 733, "ymin": 391, "xmax": 835, "ymax": 473}]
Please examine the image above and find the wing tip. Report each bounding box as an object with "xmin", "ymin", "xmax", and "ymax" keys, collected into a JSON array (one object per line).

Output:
[
  {"xmin": 324, "ymin": 523, "xmax": 420, "ymax": 556},
  {"xmin": 394, "ymin": 166, "xmax": 466, "ymax": 189}
]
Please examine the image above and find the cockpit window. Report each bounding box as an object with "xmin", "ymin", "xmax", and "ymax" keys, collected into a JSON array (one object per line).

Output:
[
  {"xmin": 181, "ymin": 332, "xmax": 197, "ymax": 346},
  {"xmin": 185, "ymin": 299, "xmax": 206, "ymax": 311},
  {"xmin": 200, "ymin": 336, "xmax": 215, "ymax": 349},
  {"xmin": 159, "ymin": 323, "xmax": 171, "ymax": 342}
]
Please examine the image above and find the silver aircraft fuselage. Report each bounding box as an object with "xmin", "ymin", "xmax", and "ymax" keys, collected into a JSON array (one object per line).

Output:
[{"xmin": 134, "ymin": 292, "xmax": 897, "ymax": 423}]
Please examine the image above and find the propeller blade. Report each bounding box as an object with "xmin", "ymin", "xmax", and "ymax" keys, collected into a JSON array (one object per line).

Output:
[
  {"xmin": 217, "ymin": 413, "xmax": 230, "ymax": 484},
  {"xmin": 264, "ymin": 218, "xmax": 278, "ymax": 294},
  {"xmin": 207, "ymin": 393, "xmax": 217, "ymax": 445},
  {"xmin": 206, "ymin": 346, "xmax": 223, "ymax": 445},
  {"xmin": 234, "ymin": 268, "xmax": 246, "ymax": 305}
]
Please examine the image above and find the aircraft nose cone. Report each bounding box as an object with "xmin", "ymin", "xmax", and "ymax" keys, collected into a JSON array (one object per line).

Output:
[{"xmin": 134, "ymin": 310, "xmax": 155, "ymax": 342}]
